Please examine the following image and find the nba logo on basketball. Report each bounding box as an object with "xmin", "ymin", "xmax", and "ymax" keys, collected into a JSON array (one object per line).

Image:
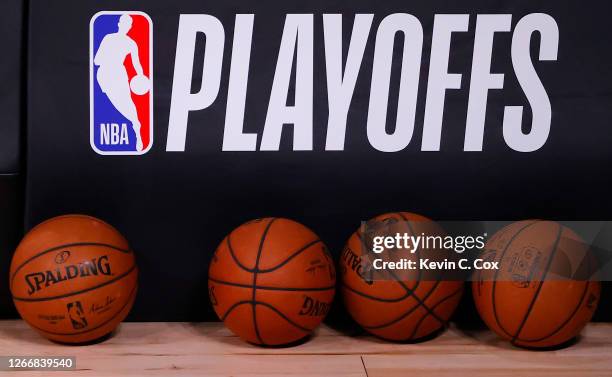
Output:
[{"xmin": 90, "ymin": 11, "xmax": 153, "ymax": 155}]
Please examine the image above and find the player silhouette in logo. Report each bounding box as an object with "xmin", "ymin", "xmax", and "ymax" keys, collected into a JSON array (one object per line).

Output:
[
  {"xmin": 67, "ymin": 301, "xmax": 88, "ymax": 330},
  {"xmin": 94, "ymin": 14, "xmax": 147, "ymax": 151}
]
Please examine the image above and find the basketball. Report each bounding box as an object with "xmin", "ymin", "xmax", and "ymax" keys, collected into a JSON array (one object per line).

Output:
[
  {"xmin": 129, "ymin": 74, "xmax": 150, "ymax": 95},
  {"xmin": 9, "ymin": 215, "xmax": 138, "ymax": 344},
  {"xmin": 472, "ymin": 220, "xmax": 601, "ymax": 348},
  {"xmin": 339, "ymin": 212, "xmax": 464, "ymax": 341},
  {"xmin": 208, "ymin": 218, "xmax": 336, "ymax": 346}
]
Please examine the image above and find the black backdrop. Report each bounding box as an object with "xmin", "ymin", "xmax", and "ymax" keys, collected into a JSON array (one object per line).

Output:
[
  {"xmin": 0, "ymin": 0, "xmax": 24, "ymax": 319},
  {"xmin": 1, "ymin": 0, "xmax": 610, "ymax": 322}
]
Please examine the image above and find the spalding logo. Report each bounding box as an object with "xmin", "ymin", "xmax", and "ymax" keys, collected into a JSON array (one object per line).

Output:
[
  {"xmin": 25, "ymin": 255, "xmax": 112, "ymax": 295},
  {"xmin": 299, "ymin": 295, "xmax": 331, "ymax": 316},
  {"xmin": 341, "ymin": 246, "xmax": 374, "ymax": 285}
]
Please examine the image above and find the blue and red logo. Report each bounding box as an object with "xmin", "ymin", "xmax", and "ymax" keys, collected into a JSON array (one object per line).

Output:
[{"xmin": 90, "ymin": 11, "xmax": 153, "ymax": 155}]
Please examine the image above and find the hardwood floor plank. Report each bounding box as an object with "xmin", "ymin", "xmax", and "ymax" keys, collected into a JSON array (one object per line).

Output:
[{"xmin": 0, "ymin": 321, "xmax": 609, "ymax": 376}]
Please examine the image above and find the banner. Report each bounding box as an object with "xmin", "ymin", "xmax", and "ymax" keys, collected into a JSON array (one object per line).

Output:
[{"xmin": 24, "ymin": 0, "xmax": 612, "ymax": 320}]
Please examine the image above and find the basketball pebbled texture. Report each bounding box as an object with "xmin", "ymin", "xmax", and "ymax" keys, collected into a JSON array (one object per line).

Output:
[
  {"xmin": 339, "ymin": 212, "xmax": 464, "ymax": 342},
  {"xmin": 208, "ymin": 218, "xmax": 336, "ymax": 346},
  {"xmin": 10, "ymin": 215, "xmax": 138, "ymax": 344},
  {"xmin": 472, "ymin": 220, "xmax": 601, "ymax": 348}
]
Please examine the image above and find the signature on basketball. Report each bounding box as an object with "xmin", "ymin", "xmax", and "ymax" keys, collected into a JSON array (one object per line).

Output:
[{"xmin": 90, "ymin": 295, "xmax": 117, "ymax": 315}]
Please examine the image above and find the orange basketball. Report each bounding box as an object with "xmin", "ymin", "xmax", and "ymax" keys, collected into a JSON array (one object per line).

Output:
[
  {"xmin": 9, "ymin": 215, "xmax": 138, "ymax": 344},
  {"xmin": 339, "ymin": 212, "xmax": 464, "ymax": 341},
  {"xmin": 472, "ymin": 220, "xmax": 601, "ymax": 348},
  {"xmin": 208, "ymin": 218, "xmax": 336, "ymax": 346}
]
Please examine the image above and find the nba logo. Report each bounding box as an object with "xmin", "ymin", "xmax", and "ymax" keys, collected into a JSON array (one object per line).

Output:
[{"xmin": 90, "ymin": 11, "xmax": 153, "ymax": 155}]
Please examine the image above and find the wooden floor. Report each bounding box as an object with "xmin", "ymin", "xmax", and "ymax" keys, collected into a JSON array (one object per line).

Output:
[{"xmin": 0, "ymin": 321, "xmax": 610, "ymax": 376}]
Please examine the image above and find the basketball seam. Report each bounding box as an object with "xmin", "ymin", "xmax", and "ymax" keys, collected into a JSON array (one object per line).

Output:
[
  {"xmin": 25, "ymin": 281, "xmax": 137, "ymax": 337},
  {"xmin": 354, "ymin": 215, "xmax": 445, "ymax": 325},
  {"xmin": 396, "ymin": 212, "xmax": 425, "ymax": 289},
  {"xmin": 357, "ymin": 214, "xmax": 423, "ymax": 294},
  {"xmin": 251, "ymin": 218, "xmax": 276, "ymax": 345},
  {"xmin": 355, "ymin": 229, "xmax": 424, "ymax": 299},
  {"xmin": 514, "ymin": 251, "xmax": 594, "ymax": 344},
  {"xmin": 258, "ymin": 239, "xmax": 322, "ymax": 273},
  {"xmin": 510, "ymin": 223, "xmax": 563, "ymax": 344},
  {"xmin": 356, "ymin": 279, "xmax": 444, "ymax": 330},
  {"xmin": 226, "ymin": 235, "xmax": 254, "ymax": 272},
  {"xmin": 491, "ymin": 220, "xmax": 541, "ymax": 339},
  {"xmin": 10, "ymin": 242, "xmax": 132, "ymax": 287},
  {"xmin": 515, "ymin": 281, "xmax": 591, "ymax": 344},
  {"xmin": 346, "ymin": 216, "xmax": 424, "ymax": 304},
  {"xmin": 408, "ymin": 286, "xmax": 463, "ymax": 340},
  {"xmin": 339, "ymin": 282, "xmax": 416, "ymax": 302},
  {"xmin": 220, "ymin": 300, "xmax": 250, "ymax": 321},
  {"xmin": 220, "ymin": 300, "xmax": 313, "ymax": 333},
  {"xmin": 226, "ymin": 237, "xmax": 322, "ymax": 274},
  {"xmin": 255, "ymin": 301, "xmax": 313, "ymax": 333},
  {"xmin": 208, "ymin": 277, "xmax": 335, "ymax": 292},
  {"xmin": 12, "ymin": 264, "xmax": 138, "ymax": 302},
  {"xmin": 395, "ymin": 212, "xmax": 446, "ymax": 323},
  {"xmin": 351, "ymin": 286, "xmax": 462, "ymax": 342}
]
